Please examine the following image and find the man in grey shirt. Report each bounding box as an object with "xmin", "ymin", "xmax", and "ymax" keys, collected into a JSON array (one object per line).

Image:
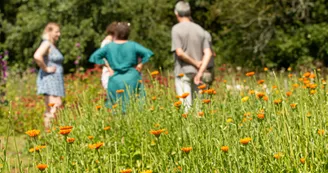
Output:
[{"xmin": 171, "ymin": 1, "xmax": 212, "ymax": 111}]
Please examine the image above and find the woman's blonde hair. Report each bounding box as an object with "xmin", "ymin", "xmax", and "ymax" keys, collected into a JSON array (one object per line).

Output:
[{"xmin": 42, "ymin": 22, "xmax": 60, "ymax": 40}]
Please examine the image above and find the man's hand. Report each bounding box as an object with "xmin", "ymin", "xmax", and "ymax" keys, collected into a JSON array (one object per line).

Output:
[
  {"xmin": 194, "ymin": 72, "xmax": 203, "ymax": 85},
  {"xmin": 196, "ymin": 61, "xmax": 202, "ymax": 69}
]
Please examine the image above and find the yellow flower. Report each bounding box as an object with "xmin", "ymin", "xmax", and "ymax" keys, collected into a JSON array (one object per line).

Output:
[
  {"xmin": 226, "ymin": 118, "xmax": 233, "ymax": 123},
  {"xmin": 290, "ymin": 103, "xmax": 297, "ymax": 109},
  {"xmin": 29, "ymin": 145, "xmax": 46, "ymax": 153},
  {"xmin": 240, "ymin": 137, "xmax": 252, "ymax": 145},
  {"xmin": 300, "ymin": 158, "xmax": 305, "ymax": 164},
  {"xmin": 318, "ymin": 129, "xmax": 325, "ymax": 135},
  {"xmin": 273, "ymin": 152, "xmax": 283, "ymax": 159},
  {"xmin": 25, "ymin": 130, "xmax": 40, "ymax": 137},
  {"xmin": 88, "ymin": 136, "xmax": 94, "ymax": 140},
  {"xmin": 150, "ymin": 71, "xmax": 159, "ymax": 76},
  {"xmin": 310, "ymin": 90, "xmax": 316, "ymax": 94},
  {"xmin": 241, "ymin": 96, "xmax": 249, "ymax": 102},
  {"xmin": 274, "ymin": 99, "xmax": 282, "ymax": 105}
]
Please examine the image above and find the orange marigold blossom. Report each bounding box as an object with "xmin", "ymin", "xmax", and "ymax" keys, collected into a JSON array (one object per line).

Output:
[
  {"xmin": 202, "ymin": 99, "xmax": 211, "ymax": 104},
  {"xmin": 36, "ymin": 164, "xmax": 48, "ymax": 171},
  {"xmin": 198, "ymin": 112, "xmax": 204, "ymax": 117},
  {"xmin": 309, "ymin": 83, "xmax": 317, "ymax": 89},
  {"xmin": 204, "ymin": 88, "xmax": 215, "ymax": 94},
  {"xmin": 178, "ymin": 73, "xmax": 184, "ymax": 77},
  {"xmin": 303, "ymin": 72, "xmax": 311, "ymax": 77},
  {"xmin": 286, "ymin": 91, "xmax": 292, "ymax": 97},
  {"xmin": 257, "ymin": 80, "xmax": 265, "ymax": 84},
  {"xmin": 182, "ymin": 113, "xmax": 188, "ymax": 118},
  {"xmin": 318, "ymin": 129, "xmax": 325, "ymax": 135},
  {"xmin": 29, "ymin": 145, "xmax": 46, "ymax": 153},
  {"xmin": 274, "ymin": 99, "xmax": 282, "ymax": 104},
  {"xmin": 288, "ymin": 74, "xmax": 293, "ymax": 78},
  {"xmin": 150, "ymin": 129, "xmax": 165, "ymax": 137},
  {"xmin": 112, "ymin": 104, "xmax": 118, "ymax": 109},
  {"xmin": 198, "ymin": 84, "xmax": 207, "ymax": 89},
  {"xmin": 88, "ymin": 136, "xmax": 94, "ymax": 140},
  {"xmin": 59, "ymin": 129, "xmax": 72, "ymax": 135},
  {"xmin": 245, "ymin": 72, "xmax": 255, "ymax": 76},
  {"xmin": 59, "ymin": 126, "xmax": 73, "ymax": 130},
  {"xmin": 174, "ymin": 101, "xmax": 182, "ymax": 108},
  {"xmin": 272, "ymin": 85, "xmax": 277, "ymax": 89},
  {"xmin": 104, "ymin": 126, "xmax": 111, "ymax": 130},
  {"xmin": 88, "ymin": 142, "xmax": 104, "ymax": 149},
  {"xmin": 96, "ymin": 105, "xmax": 102, "ymax": 110},
  {"xmin": 240, "ymin": 137, "xmax": 252, "ymax": 145},
  {"xmin": 290, "ymin": 103, "xmax": 297, "ymax": 109},
  {"xmin": 248, "ymin": 90, "xmax": 255, "ymax": 95},
  {"xmin": 264, "ymin": 67, "xmax": 268, "ymax": 71},
  {"xmin": 273, "ymin": 152, "xmax": 283, "ymax": 159},
  {"xmin": 181, "ymin": 147, "xmax": 192, "ymax": 154},
  {"xmin": 244, "ymin": 112, "xmax": 251, "ymax": 117},
  {"xmin": 309, "ymin": 73, "xmax": 316, "ymax": 79},
  {"xmin": 116, "ymin": 89, "xmax": 124, "ymax": 93},
  {"xmin": 221, "ymin": 146, "xmax": 229, "ymax": 152},
  {"xmin": 66, "ymin": 138, "xmax": 75, "ymax": 143},
  {"xmin": 310, "ymin": 90, "xmax": 316, "ymax": 94},
  {"xmin": 48, "ymin": 103, "xmax": 55, "ymax": 107},
  {"xmin": 150, "ymin": 71, "xmax": 159, "ymax": 76},
  {"xmin": 25, "ymin": 130, "xmax": 40, "ymax": 137},
  {"xmin": 287, "ymin": 67, "xmax": 292, "ymax": 71},
  {"xmin": 256, "ymin": 92, "xmax": 265, "ymax": 98},
  {"xmin": 257, "ymin": 113, "xmax": 265, "ymax": 119},
  {"xmin": 300, "ymin": 158, "xmax": 305, "ymax": 164},
  {"xmin": 120, "ymin": 169, "xmax": 132, "ymax": 173},
  {"xmin": 292, "ymin": 83, "xmax": 299, "ymax": 88},
  {"xmin": 179, "ymin": 93, "xmax": 189, "ymax": 99},
  {"xmin": 151, "ymin": 96, "xmax": 157, "ymax": 100}
]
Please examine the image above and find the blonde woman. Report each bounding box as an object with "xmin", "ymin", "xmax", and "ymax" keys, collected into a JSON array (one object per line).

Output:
[{"xmin": 33, "ymin": 22, "xmax": 65, "ymax": 129}]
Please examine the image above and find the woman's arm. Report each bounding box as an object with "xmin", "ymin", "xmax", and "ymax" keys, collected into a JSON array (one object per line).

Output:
[
  {"xmin": 89, "ymin": 46, "xmax": 108, "ymax": 65},
  {"xmin": 33, "ymin": 41, "xmax": 56, "ymax": 73},
  {"xmin": 135, "ymin": 43, "xmax": 154, "ymax": 72}
]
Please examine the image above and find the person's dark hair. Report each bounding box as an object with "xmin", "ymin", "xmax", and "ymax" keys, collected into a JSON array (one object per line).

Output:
[
  {"xmin": 105, "ymin": 22, "xmax": 117, "ymax": 36},
  {"xmin": 114, "ymin": 22, "xmax": 130, "ymax": 40}
]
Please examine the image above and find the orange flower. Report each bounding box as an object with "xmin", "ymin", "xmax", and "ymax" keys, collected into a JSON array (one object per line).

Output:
[
  {"xmin": 243, "ymin": 112, "xmax": 251, "ymax": 117},
  {"xmin": 174, "ymin": 101, "xmax": 182, "ymax": 108},
  {"xmin": 292, "ymin": 83, "xmax": 299, "ymax": 88},
  {"xmin": 198, "ymin": 112, "xmax": 204, "ymax": 117},
  {"xmin": 202, "ymin": 99, "xmax": 211, "ymax": 104},
  {"xmin": 88, "ymin": 136, "xmax": 94, "ymax": 140},
  {"xmin": 264, "ymin": 67, "xmax": 268, "ymax": 71},
  {"xmin": 272, "ymin": 85, "xmax": 277, "ymax": 89},
  {"xmin": 257, "ymin": 80, "xmax": 265, "ymax": 84},
  {"xmin": 300, "ymin": 158, "xmax": 305, "ymax": 164},
  {"xmin": 310, "ymin": 90, "xmax": 316, "ymax": 94},
  {"xmin": 198, "ymin": 84, "xmax": 207, "ymax": 89},
  {"xmin": 286, "ymin": 91, "xmax": 292, "ymax": 97},
  {"xmin": 150, "ymin": 129, "xmax": 165, "ymax": 137},
  {"xmin": 179, "ymin": 93, "xmax": 189, "ymax": 99},
  {"xmin": 96, "ymin": 105, "xmax": 102, "ymax": 110},
  {"xmin": 204, "ymin": 89, "xmax": 216, "ymax": 94},
  {"xmin": 256, "ymin": 92, "xmax": 265, "ymax": 98},
  {"xmin": 48, "ymin": 103, "xmax": 55, "ymax": 107},
  {"xmin": 66, "ymin": 138, "xmax": 75, "ymax": 143},
  {"xmin": 273, "ymin": 152, "xmax": 283, "ymax": 159},
  {"xmin": 263, "ymin": 96, "xmax": 269, "ymax": 101},
  {"xmin": 120, "ymin": 169, "xmax": 133, "ymax": 173},
  {"xmin": 290, "ymin": 103, "xmax": 297, "ymax": 109},
  {"xmin": 36, "ymin": 164, "xmax": 48, "ymax": 171},
  {"xmin": 182, "ymin": 113, "xmax": 188, "ymax": 118},
  {"xmin": 318, "ymin": 129, "xmax": 325, "ymax": 135},
  {"xmin": 59, "ymin": 129, "xmax": 72, "ymax": 135},
  {"xmin": 112, "ymin": 104, "xmax": 118, "ymax": 109},
  {"xmin": 303, "ymin": 72, "xmax": 311, "ymax": 77},
  {"xmin": 59, "ymin": 126, "xmax": 73, "ymax": 130},
  {"xmin": 257, "ymin": 113, "xmax": 265, "ymax": 119},
  {"xmin": 288, "ymin": 74, "xmax": 293, "ymax": 78},
  {"xmin": 88, "ymin": 142, "xmax": 104, "ymax": 149},
  {"xmin": 245, "ymin": 72, "xmax": 255, "ymax": 77},
  {"xmin": 150, "ymin": 71, "xmax": 159, "ymax": 76},
  {"xmin": 309, "ymin": 84, "xmax": 317, "ymax": 89},
  {"xmin": 309, "ymin": 73, "xmax": 316, "ymax": 79},
  {"xmin": 274, "ymin": 99, "xmax": 282, "ymax": 105},
  {"xmin": 181, "ymin": 147, "xmax": 192, "ymax": 154},
  {"xmin": 178, "ymin": 73, "xmax": 184, "ymax": 77},
  {"xmin": 221, "ymin": 146, "xmax": 229, "ymax": 152},
  {"xmin": 141, "ymin": 170, "xmax": 153, "ymax": 173},
  {"xmin": 104, "ymin": 126, "xmax": 111, "ymax": 131},
  {"xmin": 116, "ymin": 89, "xmax": 124, "ymax": 93},
  {"xmin": 25, "ymin": 130, "xmax": 40, "ymax": 137},
  {"xmin": 248, "ymin": 90, "xmax": 255, "ymax": 95},
  {"xmin": 29, "ymin": 145, "xmax": 46, "ymax": 153},
  {"xmin": 287, "ymin": 67, "xmax": 292, "ymax": 71},
  {"xmin": 151, "ymin": 96, "xmax": 157, "ymax": 100},
  {"xmin": 240, "ymin": 137, "xmax": 252, "ymax": 145}
]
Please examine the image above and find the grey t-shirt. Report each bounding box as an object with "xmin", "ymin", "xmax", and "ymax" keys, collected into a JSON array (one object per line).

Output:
[
  {"xmin": 171, "ymin": 22, "xmax": 210, "ymax": 75},
  {"xmin": 204, "ymin": 31, "xmax": 214, "ymax": 69}
]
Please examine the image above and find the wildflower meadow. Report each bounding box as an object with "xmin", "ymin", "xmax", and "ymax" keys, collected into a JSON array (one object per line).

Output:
[{"xmin": 0, "ymin": 66, "xmax": 327, "ymax": 172}]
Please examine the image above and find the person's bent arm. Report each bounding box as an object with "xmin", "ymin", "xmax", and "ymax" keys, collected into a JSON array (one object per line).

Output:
[
  {"xmin": 34, "ymin": 41, "xmax": 56, "ymax": 73},
  {"xmin": 135, "ymin": 42, "xmax": 154, "ymax": 72},
  {"xmin": 194, "ymin": 48, "xmax": 212, "ymax": 85},
  {"xmin": 175, "ymin": 48, "xmax": 202, "ymax": 69}
]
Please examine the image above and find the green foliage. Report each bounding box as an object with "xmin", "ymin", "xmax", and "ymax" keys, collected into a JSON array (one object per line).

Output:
[{"xmin": 1, "ymin": 0, "xmax": 328, "ymax": 69}]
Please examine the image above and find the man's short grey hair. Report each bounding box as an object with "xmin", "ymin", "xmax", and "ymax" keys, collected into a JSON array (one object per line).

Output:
[{"xmin": 174, "ymin": 1, "xmax": 191, "ymax": 17}]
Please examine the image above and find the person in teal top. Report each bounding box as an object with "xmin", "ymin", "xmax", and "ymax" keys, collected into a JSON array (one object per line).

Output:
[{"xmin": 89, "ymin": 22, "xmax": 153, "ymax": 112}]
